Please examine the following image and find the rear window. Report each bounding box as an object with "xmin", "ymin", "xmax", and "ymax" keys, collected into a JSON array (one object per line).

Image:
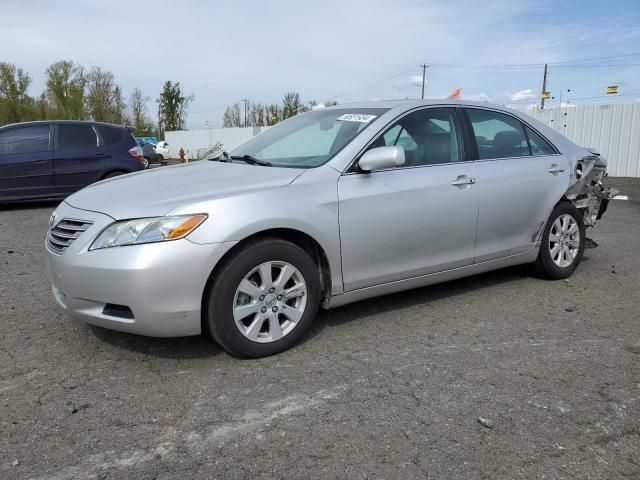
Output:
[
  {"xmin": 525, "ymin": 125, "xmax": 556, "ymax": 155},
  {"xmin": 58, "ymin": 125, "xmax": 98, "ymax": 150},
  {"xmin": 466, "ymin": 109, "xmax": 529, "ymax": 160},
  {"xmin": 0, "ymin": 126, "xmax": 50, "ymax": 155},
  {"xmin": 96, "ymin": 125, "xmax": 123, "ymax": 145}
]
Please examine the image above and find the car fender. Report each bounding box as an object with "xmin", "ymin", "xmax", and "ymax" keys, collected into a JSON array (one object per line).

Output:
[{"xmin": 173, "ymin": 165, "xmax": 344, "ymax": 295}]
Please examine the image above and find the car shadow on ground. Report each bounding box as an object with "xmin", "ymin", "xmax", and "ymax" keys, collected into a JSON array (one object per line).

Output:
[
  {"xmin": 303, "ymin": 264, "xmax": 534, "ymax": 344},
  {"xmin": 88, "ymin": 325, "xmax": 224, "ymax": 359},
  {"xmin": 0, "ymin": 199, "xmax": 61, "ymax": 211},
  {"xmin": 85, "ymin": 264, "xmax": 547, "ymax": 359}
]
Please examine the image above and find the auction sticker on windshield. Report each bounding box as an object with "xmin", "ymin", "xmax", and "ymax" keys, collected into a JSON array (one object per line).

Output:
[{"xmin": 337, "ymin": 113, "xmax": 377, "ymax": 123}]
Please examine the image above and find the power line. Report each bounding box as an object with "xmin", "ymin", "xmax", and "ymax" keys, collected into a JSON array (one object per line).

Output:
[
  {"xmin": 508, "ymin": 91, "xmax": 640, "ymax": 105},
  {"xmin": 551, "ymin": 63, "xmax": 640, "ymax": 68},
  {"xmin": 548, "ymin": 52, "xmax": 640, "ymax": 65},
  {"xmin": 430, "ymin": 52, "xmax": 640, "ymax": 69},
  {"xmin": 323, "ymin": 66, "xmax": 421, "ymax": 100}
]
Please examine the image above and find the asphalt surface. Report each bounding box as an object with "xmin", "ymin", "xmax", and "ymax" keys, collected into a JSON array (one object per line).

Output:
[{"xmin": 1, "ymin": 178, "xmax": 639, "ymax": 480}]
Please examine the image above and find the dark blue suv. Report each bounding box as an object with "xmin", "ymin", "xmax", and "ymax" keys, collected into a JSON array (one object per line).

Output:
[{"xmin": 0, "ymin": 120, "xmax": 145, "ymax": 203}]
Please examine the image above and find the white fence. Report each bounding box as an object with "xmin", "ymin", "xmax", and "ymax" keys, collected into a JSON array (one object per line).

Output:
[
  {"xmin": 166, "ymin": 104, "xmax": 640, "ymax": 176},
  {"xmin": 164, "ymin": 126, "xmax": 270, "ymax": 159},
  {"xmin": 530, "ymin": 103, "xmax": 640, "ymax": 177}
]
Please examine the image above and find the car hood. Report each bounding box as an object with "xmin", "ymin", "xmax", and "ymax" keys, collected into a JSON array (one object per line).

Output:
[{"xmin": 65, "ymin": 161, "xmax": 305, "ymax": 219}]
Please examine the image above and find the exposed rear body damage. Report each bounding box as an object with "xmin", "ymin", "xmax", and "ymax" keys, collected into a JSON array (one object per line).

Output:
[{"xmin": 566, "ymin": 149, "xmax": 619, "ymax": 227}]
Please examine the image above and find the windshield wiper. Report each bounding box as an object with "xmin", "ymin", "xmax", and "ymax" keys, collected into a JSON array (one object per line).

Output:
[{"xmin": 230, "ymin": 155, "xmax": 272, "ymax": 167}]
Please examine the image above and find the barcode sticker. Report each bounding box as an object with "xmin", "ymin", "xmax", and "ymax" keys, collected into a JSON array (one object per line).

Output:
[{"xmin": 337, "ymin": 114, "xmax": 377, "ymax": 123}]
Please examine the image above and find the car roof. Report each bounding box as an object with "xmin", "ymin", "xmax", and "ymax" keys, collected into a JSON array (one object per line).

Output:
[
  {"xmin": 0, "ymin": 120, "xmax": 130, "ymax": 130},
  {"xmin": 324, "ymin": 99, "xmax": 522, "ymax": 113}
]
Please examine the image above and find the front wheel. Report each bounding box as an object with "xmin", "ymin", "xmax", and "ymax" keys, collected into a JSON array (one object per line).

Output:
[
  {"xmin": 531, "ymin": 202, "xmax": 585, "ymax": 279},
  {"xmin": 205, "ymin": 238, "xmax": 321, "ymax": 357}
]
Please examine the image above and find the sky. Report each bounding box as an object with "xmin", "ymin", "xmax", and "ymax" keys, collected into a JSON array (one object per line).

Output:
[{"xmin": 2, "ymin": 0, "xmax": 640, "ymax": 129}]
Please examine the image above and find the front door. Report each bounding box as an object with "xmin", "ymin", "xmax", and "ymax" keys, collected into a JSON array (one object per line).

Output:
[
  {"xmin": 0, "ymin": 124, "xmax": 54, "ymax": 200},
  {"xmin": 338, "ymin": 107, "xmax": 479, "ymax": 292},
  {"xmin": 53, "ymin": 124, "xmax": 102, "ymax": 195}
]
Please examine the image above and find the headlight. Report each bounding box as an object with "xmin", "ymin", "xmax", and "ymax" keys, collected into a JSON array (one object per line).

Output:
[{"xmin": 90, "ymin": 214, "xmax": 207, "ymax": 250}]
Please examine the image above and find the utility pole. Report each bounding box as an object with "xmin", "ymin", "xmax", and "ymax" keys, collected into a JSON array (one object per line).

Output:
[
  {"xmin": 540, "ymin": 64, "xmax": 548, "ymax": 110},
  {"xmin": 420, "ymin": 64, "xmax": 428, "ymax": 99},
  {"xmin": 241, "ymin": 99, "xmax": 249, "ymax": 127}
]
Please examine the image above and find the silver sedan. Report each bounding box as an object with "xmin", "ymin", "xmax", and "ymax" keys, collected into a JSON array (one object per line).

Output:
[{"xmin": 45, "ymin": 100, "xmax": 615, "ymax": 357}]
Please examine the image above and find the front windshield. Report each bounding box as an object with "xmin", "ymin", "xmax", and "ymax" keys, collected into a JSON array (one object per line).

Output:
[{"xmin": 230, "ymin": 108, "xmax": 388, "ymax": 168}]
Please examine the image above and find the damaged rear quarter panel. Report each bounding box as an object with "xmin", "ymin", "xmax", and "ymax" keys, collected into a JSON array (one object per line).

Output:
[{"xmin": 512, "ymin": 113, "xmax": 618, "ymax": 229}]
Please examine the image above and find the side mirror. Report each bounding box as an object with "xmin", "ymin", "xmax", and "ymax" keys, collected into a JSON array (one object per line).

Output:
[{"xmin": 358, "ymin": 146, "xmax": 405, "ymax": 172}]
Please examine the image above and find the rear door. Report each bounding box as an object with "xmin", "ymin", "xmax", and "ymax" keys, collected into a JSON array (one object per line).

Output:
[
  {"xmin": 463, "ymin": 107, "xmax": 570, "ymax": 262},
  {"xmin": 53, "ymin": 124, "xmax": 104, "ymax": 195},
  {"xmin": 338, "ymin": 107, "xmax": 479, "ymax": 291},
  {"xmin": 0, "ymin": 124, "xmax": 54, "ymax": 200}
]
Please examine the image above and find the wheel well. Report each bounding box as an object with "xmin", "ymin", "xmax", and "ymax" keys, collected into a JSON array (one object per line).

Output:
[
  {"xmin": 200, "ymin": 228, "xmax": 332, "ymax": 334},
  {"xmin": 101, "ymin": 169, "xmax": 128, "ymax": 179}
]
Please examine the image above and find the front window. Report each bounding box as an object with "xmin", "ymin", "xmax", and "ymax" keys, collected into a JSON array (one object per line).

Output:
[
  {"xmin": 230, "ymin": 108, "xmax": 388, "ymax": 168},
  {"xmin": 365, "ymin": 108, "xmax": 462, "ymax": 166},
  {"xmin": 0, "ymin": 126, "xmax": 50, "ymax": 155}
]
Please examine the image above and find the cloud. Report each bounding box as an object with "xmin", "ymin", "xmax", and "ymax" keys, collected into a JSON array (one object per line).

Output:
[
  {"xmin": 509, "ymin": 89, "xmax": 537, "ymax": 102},
  {"xmin": 2, "ymin": 0, "xmax": 638, "ymax": 128},
  {"xmin": 463, "ymin": 92, "xmax": 491, "ymax": 102},
  {"xmin": 410, "ymin": 75, "xmax": 424, "ymax": 87}
]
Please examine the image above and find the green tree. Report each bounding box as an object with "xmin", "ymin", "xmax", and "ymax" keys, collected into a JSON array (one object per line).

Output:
[
  {"xmin": 85, "ymin": 67, "xmax": 119, "ymax": 122},
  {"xmin": 0, "ymin": 62, "xmax": 33, "ymax": 123},
  {"xmin": 157, "ymin": 81, "xmax": 192, "ymax": 132},
  {"xmin": 249, "ymin": 102, "xmax": 265, "ymax": 126},
  {"xmin": 130, "ymin": 87, "xmax": 155, "ymax": 135},
  {"xmin": 111, "ymin": 85, "xmax": 127, "ymax": 125},
  {"xmin": 282, "ymin": 92, "xmax": 302, "ymax": 119},
  {"xmin": 222, "ymin": 103, "xmax": 242, "ymax": 127},
  {"xmin": 45, "ymin": 60, "xmax": 86, "ymax": 119},
  {"xmin": 34, "ymin": 92, "xmax": 50, "ymax": 120},
  {"xmin": 265, "ymin": 103, "xmax": 281, "ymax": 125}
]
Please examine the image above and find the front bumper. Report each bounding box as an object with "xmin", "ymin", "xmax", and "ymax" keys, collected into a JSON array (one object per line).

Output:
[{"xmin": 46, "ymin": 202, "xmax": 236, "ymax": 337}]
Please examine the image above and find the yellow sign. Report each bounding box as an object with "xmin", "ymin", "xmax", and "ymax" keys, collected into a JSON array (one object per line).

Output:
[
  {"xmin": 607, "ymin": 86, "xmax": 618, "ymax": 94},
  {"xmin": 541, "ymin": 91, "xmax": 551, "ymax": 99}
]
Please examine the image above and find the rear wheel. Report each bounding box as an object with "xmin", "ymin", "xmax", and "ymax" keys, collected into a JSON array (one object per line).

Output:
[
  {"xmin": 205, "ymin": 238, "xmax": 321, "ymax": 358},
  {"xmin": 157, "ymin": 154, "xmax": 165, "ymax": 164},
  {"xmin": 142, "ymin": 157, "xmax": 150, "ymax": 169},
  {"xmin": 531, "ymin": 202, "xmax": 585, "ymax": 279}
]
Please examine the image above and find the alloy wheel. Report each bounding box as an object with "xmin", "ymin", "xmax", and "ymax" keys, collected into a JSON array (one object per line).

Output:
[
  {"xmin": 549, "ymin": 214, "xmax": 580, "ymax": 268},
  {"xmin": 233, "ymin": 261, "xmax": 308, "ymax": 343}
]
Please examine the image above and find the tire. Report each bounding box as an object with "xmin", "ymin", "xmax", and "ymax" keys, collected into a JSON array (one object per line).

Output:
[
  {"xmin": 531, "ymin": 202, "xmax": 585, "ymax": 279},
  {"xmin": 103, "ymin": 171, "xmax": 126, "ymax": 179},
  {"xmin": 205, "ymin": 238, "xmax": 321, "ymax": 358},
  {"xmin": 157, "ymin": 154, "xmax": 165, "ymax": 164},
  {"xmin": 143, "ymin": 157, "xmax": 150, "ymax": 169}
]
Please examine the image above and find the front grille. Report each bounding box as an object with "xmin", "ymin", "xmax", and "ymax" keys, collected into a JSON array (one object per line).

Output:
[{"xmin": 47, "ymin": 218, "xmax": 93, "ymax": 254}]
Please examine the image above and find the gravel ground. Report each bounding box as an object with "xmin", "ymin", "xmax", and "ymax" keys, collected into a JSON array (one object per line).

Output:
[{"xmin": 1, "ymin": 178, "xmax": 639, "ymax": 480}]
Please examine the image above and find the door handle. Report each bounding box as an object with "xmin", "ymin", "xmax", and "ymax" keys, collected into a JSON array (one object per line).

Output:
[
  {"xmin": 451, "ymin": 175, "xmax": 476, "ymax": 187},
  {"xmin": 548, "ymin": 164, "xmax": 565, "ymax": 175}
]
